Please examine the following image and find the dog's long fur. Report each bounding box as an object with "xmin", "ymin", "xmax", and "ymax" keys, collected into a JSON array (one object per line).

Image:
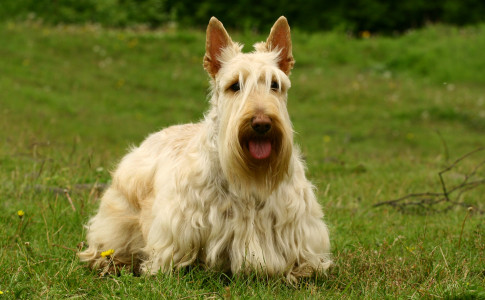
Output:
[{"xmin": 78, "ymin": 16, "xmax": 332, "ymax": 282}]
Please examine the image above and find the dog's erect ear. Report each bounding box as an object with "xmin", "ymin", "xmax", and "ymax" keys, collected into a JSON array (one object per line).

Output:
[
  {"xmin": 204, "ymin": 17, "xmax": 233, "ymax": 78},
  {"xmin": 266, "ymin": 16, "xmax": 294, "ymax": 75}
]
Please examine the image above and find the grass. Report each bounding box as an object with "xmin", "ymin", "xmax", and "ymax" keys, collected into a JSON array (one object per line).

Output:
[{"xmin": 1, "ymin": 20, "xmax": 484, "ymax": 298}]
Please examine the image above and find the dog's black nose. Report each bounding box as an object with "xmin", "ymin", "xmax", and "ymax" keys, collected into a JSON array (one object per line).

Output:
[{"xmin": 251, "ymin": 115, "xmax": 272, "ymax": 134}]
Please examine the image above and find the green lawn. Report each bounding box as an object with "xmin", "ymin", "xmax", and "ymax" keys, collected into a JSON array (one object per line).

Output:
[{"xmin": 1, "ymin": 21, "xmax": 484, "ymax": 298}]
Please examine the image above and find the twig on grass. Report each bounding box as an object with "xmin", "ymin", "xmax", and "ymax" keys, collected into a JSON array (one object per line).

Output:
[
  {"xmin": 51, "ymin": 243, "xmax": 78, "ymax": 252},
  {"xmin": 374, "ymin": 147, "xmax": 485, "ymax": 213},
  {"xmin": 31, "ymin": 183, "xmax": 108, "ymax": 194},
  {"xmin": 28, "ymin": 183, "xmax": 108, "ymax": 211}
]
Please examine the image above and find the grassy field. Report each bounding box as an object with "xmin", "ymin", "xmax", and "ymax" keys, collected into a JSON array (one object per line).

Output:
[{"xmin": 1, "ymin": 20, "xmax": 484, "ymax": 299}]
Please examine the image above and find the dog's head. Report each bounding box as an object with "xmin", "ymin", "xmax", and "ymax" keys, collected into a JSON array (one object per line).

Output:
[{"xmin": 204, "ymin": 17, "xmax": 295, "ymax": 197}]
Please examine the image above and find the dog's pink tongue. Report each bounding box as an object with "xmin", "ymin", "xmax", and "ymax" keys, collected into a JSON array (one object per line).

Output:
[{"xmin": 249, "ymin": 139, "xmax": 272, "ymax": 160}]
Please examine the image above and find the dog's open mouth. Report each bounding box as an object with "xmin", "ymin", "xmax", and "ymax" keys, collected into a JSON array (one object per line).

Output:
[{"xmin": 248, "ymin": 138, "xmax": 272, "ymax": 160}]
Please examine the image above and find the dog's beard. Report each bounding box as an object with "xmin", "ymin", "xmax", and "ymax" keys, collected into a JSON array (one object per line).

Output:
[{"xmin": 219, "ymin": 114, "xmax": 292, "ymax": 198}]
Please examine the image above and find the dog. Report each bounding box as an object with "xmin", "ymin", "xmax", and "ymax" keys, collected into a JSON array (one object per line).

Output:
[{"xmin": 78, "ymin": 16, "xmax": 332, "ymax": 282}]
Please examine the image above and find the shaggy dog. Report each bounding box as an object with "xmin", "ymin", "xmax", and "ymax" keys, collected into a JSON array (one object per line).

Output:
[{"xmin": 79, "ymin": 16, "xmax": 332, "ymax": 282}]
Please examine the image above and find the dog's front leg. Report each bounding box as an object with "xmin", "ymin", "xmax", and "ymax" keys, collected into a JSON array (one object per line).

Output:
[{"xmin": 141, "ymin": 202, "xmax": 201, "ymax": 274}]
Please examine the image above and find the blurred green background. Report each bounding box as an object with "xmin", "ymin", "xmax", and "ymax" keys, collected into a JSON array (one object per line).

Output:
[{"xmin": 2, "ymin": 0, "xmax": 485, "ymax": 33}]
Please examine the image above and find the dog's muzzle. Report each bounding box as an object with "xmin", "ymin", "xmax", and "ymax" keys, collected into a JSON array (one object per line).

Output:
[{"xmin": 247, "ymin": 114, "xmax": 273, "ymax": 160}]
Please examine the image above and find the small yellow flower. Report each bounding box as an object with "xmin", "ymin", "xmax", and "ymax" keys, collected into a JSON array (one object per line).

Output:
[
  {"xmin": 360, "ymin": 30, "xmax": 371, "ymax": 39},
  {"xmin": 128, "ymin": 39, "xmax": 138, "ymax": 48},
  {"xmin": 0, "ymin": 290, "xmax": 3, "ymax": 294},
  {"xmin": 17, "ymin": 210, "xmax": 25, "ymax": 218},
  {"xmin": 323, "ymin": 135, "xmax": 331, "ymax": 143},
  {"xmin": 101, "ymin": 249, "xmax": 115, "ymax": 258},
  {"xmin": 116, "ymin": 79, "xmax": 125, "ymax": 88}
]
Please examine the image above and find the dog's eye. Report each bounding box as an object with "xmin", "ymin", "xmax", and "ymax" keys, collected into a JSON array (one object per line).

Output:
[
  {"xmin": 271, "ymin": 81, "xmax": 279, "ymax": 91},
  {"xmin": 229, "ymin": 82, "xmax": 240, "ymax": 92}
]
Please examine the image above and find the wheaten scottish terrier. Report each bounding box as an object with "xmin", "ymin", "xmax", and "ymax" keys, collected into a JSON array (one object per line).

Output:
[{"xmin": 79, "ymin": 16, "xmax": 332, "ymax": 282}]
